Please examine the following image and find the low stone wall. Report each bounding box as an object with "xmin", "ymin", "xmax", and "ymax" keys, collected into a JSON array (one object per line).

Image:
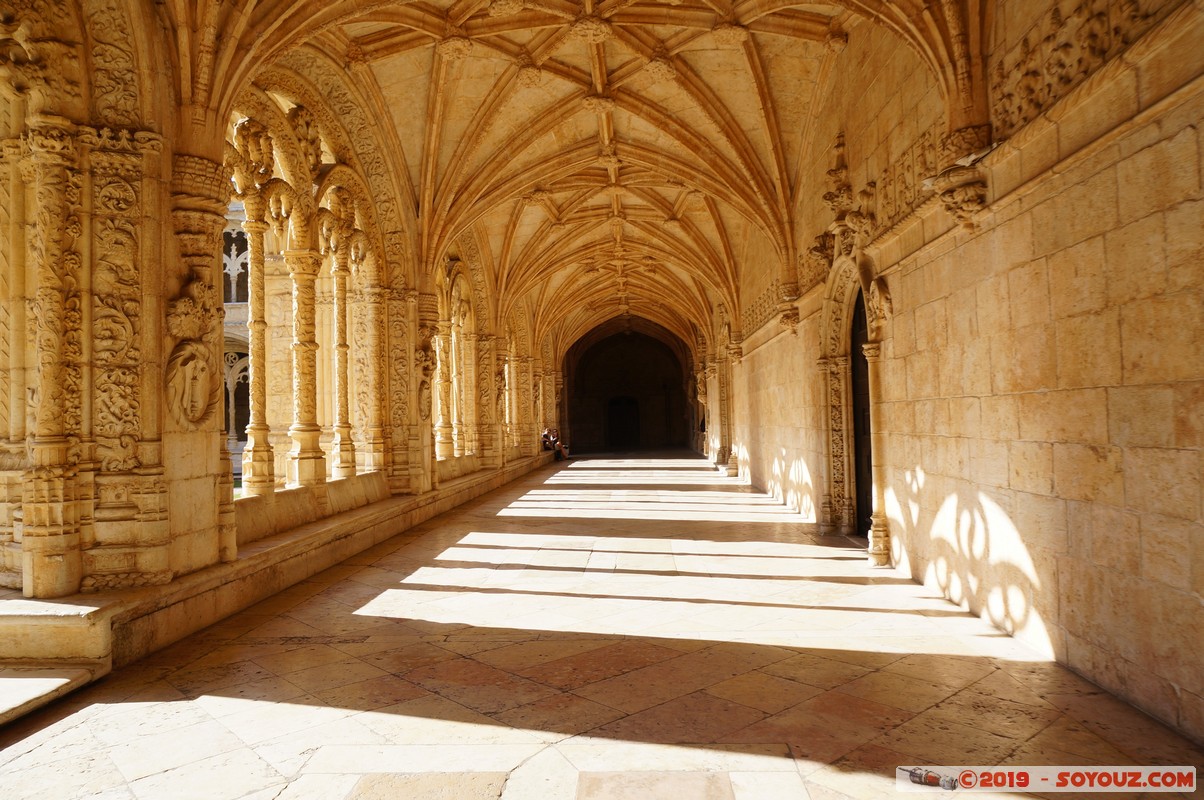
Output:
[{"xmin": 0, "ymin": 454, "xmax": 556, "ymax": 692}]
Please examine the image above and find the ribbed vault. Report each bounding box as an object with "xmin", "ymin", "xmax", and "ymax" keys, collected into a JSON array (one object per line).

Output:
[{"xmin": 160, "ymin": 0, "xmax": 989, "ymax": 371}]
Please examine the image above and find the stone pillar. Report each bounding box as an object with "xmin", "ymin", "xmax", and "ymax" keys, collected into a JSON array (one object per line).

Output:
[
  {"xmin": 240, "ymin": 200, "xmax": 275, "ymax": 495},
  {"xmin": 516, "ymin": 356, "xmax": 536, "ymax": 455},
  {"xmin": 450, "ymin": 324, "xmax": 465, "ymax": 458},
  {"xmin": 82, "ymin": 128, "xmax": 173, "ymax": 588},
  {"xmin": 18, "ymin": 123, "xmax": 85, "ymax": 597},
  {"xmin": 862, "ymin": 341, "xmax": 891, "ymax": 566},
  {"xmin": 356, "ymin": 283, "xmax": 388, "ymax": 472},
  {"xmin": 328, "ymin": 226, "xmax": 356, "ymax": 479},
  {"xmin": 284, "ymin": 249, "xmax": 326, "ymax": 486},
  {"xmin": 168, "ymin": 154, "xmax": 234, "ymax": 564},
  {"xmin": 474, "ymin": 334, "xmax": 501, "ymax": 468},
  {"xmin": 818, "ymin": 356, "xmax": 852, "ymax": 535},
  {"xmin": 433, "ymin": 322, "xmax": 453, "ymax": 461}
]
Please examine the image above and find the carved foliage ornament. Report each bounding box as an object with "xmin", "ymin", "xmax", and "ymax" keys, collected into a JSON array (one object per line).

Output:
[
  {"xmin": 991, "ymin": 0, "xmax": 1154, "ymax": 138},
  {"xmin": 23, "ymin": 124, "xmax": 84, "ymax": 443},
  {"xmin": 91, "ymin": 131, "xmax": 150, "ymax": 471},
  {"xmin": 800, "ymin": 232, "xmax": 835, "ymax": 292},
  {"xmin": 166, "ymin": 155, "xmax": 228, "ymax": 428}
]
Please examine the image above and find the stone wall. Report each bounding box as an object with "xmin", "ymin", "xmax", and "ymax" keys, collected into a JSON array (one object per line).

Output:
[{"xmin": 735, "ymin": 1, "xmax": 1204, "ymax": 741}]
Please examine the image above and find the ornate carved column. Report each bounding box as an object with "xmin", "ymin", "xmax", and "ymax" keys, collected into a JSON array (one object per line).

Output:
[
  {"xmin": 817, "ymin": 356, "xmax": 852, "ymax": 535},
  {"xmin": 354, "ymin": 276, "xmax": 388, "ymax": 473},
  {"xmin": 413, "ymin": 294, "xmax": 436, "ymax": 492},
  {"xmin": 386, "ymin": 288, "xmax": 415, "ymax": 493},
  {"xmin": 168, "ymin": 154, "xmax": 234, "ymax": 562},
  {"xmin": 321, "ymin": 192, "xmax": 357, "ymax": 479},
  {"xmin": 516, "ymin": 356, "xmax": 536, "ymax": 455},
  {"xmin": 433, "ymin": 321, "xmax": 454, "ymax": 461},
  {"xmin": 230, "ymin": 120, "xmax": 276, "ymax": 497},
  {"xmin": 450, "ymin": 324, "xmax": 465, "ymax": 458},
  {"xmin": 284, "ymin": 248, "xmax": 326, "ymax": 486},
  {"xmin": 18, "ymin": 122, "xmax": 86, "ymax": 597},
  {"xmin": 862, "ymin": 342, "xmax": 891, "ymax": 566},
  {"xmin": 474, "ymin": 334, "xmax": 500, "ymax": 468}
]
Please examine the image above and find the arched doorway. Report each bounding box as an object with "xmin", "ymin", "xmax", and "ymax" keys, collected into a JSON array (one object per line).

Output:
[
  {"xmin": 565, "ymin": 323, "xmax": 690, "ymax": 453},
  {"xmin": 850, "ymin": 290, "xmax": 872, "ymax": 537},
  {"xmin": 606, "ymin": 396, "xmax": 641, "ymax": 450}
]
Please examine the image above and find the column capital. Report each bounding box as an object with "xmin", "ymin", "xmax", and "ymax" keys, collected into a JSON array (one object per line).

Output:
[{"xmin": 284, "ymin": 249, "xmax": 322, "ymax": 278}]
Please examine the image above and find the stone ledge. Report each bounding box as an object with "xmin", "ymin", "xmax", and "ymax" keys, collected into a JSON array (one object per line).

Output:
[
  {"xmin": 0, "ymin": 453, "xmax": 555, "ymax": 723},
  {"xmin": 0, "ymin": 668, "xmax": 93, "ymax": 727}
]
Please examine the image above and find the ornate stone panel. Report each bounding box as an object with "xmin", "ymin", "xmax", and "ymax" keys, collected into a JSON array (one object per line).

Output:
[{"xmin": 990, "ymin": 0, "xmax": 1160, "ymax": 139}]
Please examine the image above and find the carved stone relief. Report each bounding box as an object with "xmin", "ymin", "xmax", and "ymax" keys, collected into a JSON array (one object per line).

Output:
[
  {"xmin": 85, "ymin": 0, "xmax": 139, "ymax": 127},
  {"xmin": 991, "ymin": 0, "xmax": 1157, "ymax": 139}
]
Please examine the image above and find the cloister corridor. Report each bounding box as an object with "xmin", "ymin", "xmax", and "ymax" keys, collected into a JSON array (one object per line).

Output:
[{"xmin": 0, "ymin": 453, "xmax": 1199, "ymax": 799}]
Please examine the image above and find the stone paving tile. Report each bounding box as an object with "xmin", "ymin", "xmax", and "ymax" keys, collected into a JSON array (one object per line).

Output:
[{"xmin": 1, "ymin": 454, "xmax": 1201, "ymax": 799}]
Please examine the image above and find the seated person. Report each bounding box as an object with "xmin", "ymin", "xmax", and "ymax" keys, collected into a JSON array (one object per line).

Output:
[{"xmin": 542, "ymin": 428, "xmax": 569, "ymax": 460}]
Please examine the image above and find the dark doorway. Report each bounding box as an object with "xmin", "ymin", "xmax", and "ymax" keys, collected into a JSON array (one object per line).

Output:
[
  {"xmin": 850, "ymin": 290, "xmax": 872, "ymax": 537},
  {"xmin": 607, "ymin": 396, "xmax": 641, "ymax": 450},
  {"xmin": 565, "ymin": 323, "xmax": 689, "ymax": 453}
]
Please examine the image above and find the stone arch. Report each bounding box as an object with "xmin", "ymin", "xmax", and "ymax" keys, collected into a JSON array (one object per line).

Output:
[
  {"xmin": 817, "ymin": 253, "xmax": 864, "ymax": 533},
  {"xmin": 259, "ymin": 47, "xmax": 417, "ymax": 292}
]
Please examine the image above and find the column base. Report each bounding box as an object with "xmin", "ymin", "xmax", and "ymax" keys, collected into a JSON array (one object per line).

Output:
[
  {"xmin": 868, "ymin": 514, "xmax": 891, "ymax": 566},
  {"xmin": 242, "ymin": 433, "xmax": 276, "ymax": 496},
  {"xmin": 287, "ymin": 452, "xmax": 327, "ymax": 487}
]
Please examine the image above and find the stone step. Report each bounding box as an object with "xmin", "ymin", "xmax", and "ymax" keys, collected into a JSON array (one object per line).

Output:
[{"xmin": 0, "ymin": 667, "xmax": 93, "ymax": 727}]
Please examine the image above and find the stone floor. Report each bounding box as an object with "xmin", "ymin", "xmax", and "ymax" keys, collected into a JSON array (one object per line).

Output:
[{"xmin": 1, "ymin": 454, "xmax": 1200, "ymax": 799}]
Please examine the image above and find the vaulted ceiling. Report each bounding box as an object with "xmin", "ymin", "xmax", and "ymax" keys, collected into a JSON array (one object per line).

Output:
[
  {"xmin": 326, "ymin": 1, "xmax": 854, "ymax": 348},
  {"xmin": 168, "ymin": 0, "xmax": 972, "ymax": 356}
]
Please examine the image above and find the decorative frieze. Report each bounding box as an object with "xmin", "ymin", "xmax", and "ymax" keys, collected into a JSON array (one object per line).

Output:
[
  {"xmin": 799, "ymin": 232, "xmax": 834, "ymax": 292},
  {"xmin": 871, "ymin": 125, "xmax": 940, "ymax": 231},
  {"xmin": 990, "ymin": 0, "xmax": 1157, "ymax": 139}
]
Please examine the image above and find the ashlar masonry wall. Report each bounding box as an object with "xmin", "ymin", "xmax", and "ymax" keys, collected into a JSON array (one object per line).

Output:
[{"xmin": 735, "ymin": 1, "xmax": 1204, "ymax": 742}]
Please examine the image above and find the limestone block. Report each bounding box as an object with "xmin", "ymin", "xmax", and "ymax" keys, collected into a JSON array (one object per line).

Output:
[
  {"xmin": 1055, "ymin": 309, "xmax": 1122, "ymax": 389},
  {"xmin": 1056, "ymin": 560, "xmax": 1111, "ymax": 646},
  {"xmin": 1054, "ymin": 66, "xmax": 1138, "ymax": 160},
  {"xmin": 1104, "ymin": 212, "xmax": 1166, "ymax": 306},
  {"xmin": 1123, "ymin": 447, "xmax": 1201, "ymax": 520},
  {"xmin": 1165, "ymin": 199, "xmax": 1204, "ymax": 293},
  {"xmin": 273, "ymin": 487, "xmax": 321, "ymax": 534},
  {"xmin": 914, "ymin": 399, "xmax": 951, "ymax": 435},
  {"xmin": 1181, "ymin": 689, "xmax": 1204, "ymax": 745},
  {"xmin": 971, "ymin": 439, "xmax": 1010, "ymax": 488},
  {"xmin": 1019, "ymin": 118, "xmax": 1061, "ymax": 188},
  {"xmin": 1107, "ymin": 386, "xmax": 1175, "ymax": 447},
  {"xmin": 1009, "ymin": 441, "xmax": 1054, "ymax": 495},
  {"xmin": 1012, "ymin": 491, "xmax": 1069, "ymax": 554},
  {"xmin": 1138, "ymin": 587, "xmax": 1203, "ymax": 693},
  {"xmin": 1121, "ymin": 292, "xmax": 1204, "ymax": 384},
  {"xmin": 1008, "ymin": 259, "xmax": 1051, "ymax": 329},
  {"xmin": 975, "ymin": 272, "xmax": 1011, "ymax": 333},
  {"xmin": 913, "ymin": 299, "xmax": 948, "ymax": 352},
  {"xmin": 1139, "ymin": 513, "xmax": 1197, "ymax": 591},
  {"xmin": 947, "ymin": 286, "xmax": 979, "ymax": 341},
  {"xmin": 1052, "ymin": 443, "xmax": 1123, "ymax": 501},
  {"xmin": 992, "ymin": 322, "xmax": 1056, "ymax": 394},
  {"xmin": 1087, "ymin": 503, "xmax": 1142, "ymax": 573},
  {"xmin": 1019, "ymin": 389, "xmax": 1108, "ymax": 443},
  {"xmin": 906, "ymin": 351, "xmax": 940, "ymax": 399},
  {"xmin": 1134, "ymin": 14, "xmax": 1204, "ymax": 115},
  {"xmin": 1032, "ymin": 168, "xmax": 1119, "ymax": 256},
  {"xmin": 235, "ymin": 495, "xmax": 275, "ymax": 546},
  {"xmin": 956, "ymin": 338, "xmax": 993, "ymax": 397},
  {"xmin": 980, "ymin": 395, "xmax": 1020, "ymax": 440},
  {"xmin": 1174, "ymin": 382, "xmax": 1204, "ymax": 447},
  {"xmin": 1048, "ymin": 236, "xmax": 1107, "ymax": 319},
  {"xmin": 951, "ymin": 397, "xmax": 982, "ymax": 435},
  {"xmin": 1117, "ymin": 127, "xmax": 1201, "ymax": 226}
]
